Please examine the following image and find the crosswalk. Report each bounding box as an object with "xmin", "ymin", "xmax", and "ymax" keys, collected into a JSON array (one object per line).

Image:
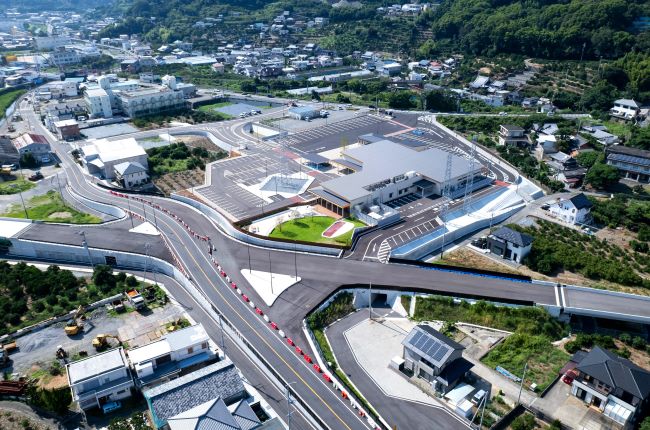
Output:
[
  {"xmin": 377, "ymin": 240, "xmax": 392, "ymax": 264},
  {"xmin": 275, "ymin": 114, "xmax": 385, "ymax": 148}
]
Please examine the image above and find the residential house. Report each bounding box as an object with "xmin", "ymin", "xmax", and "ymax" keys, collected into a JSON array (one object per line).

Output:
[
  {"xmin": 12, "ymin": 133, "xmax": 50, "ymax": 158},
  {"xmin": 53, "ymin": 119, "xmax": 80, "ymax": 140},
  {"xmin": 126, "ymin": 323, "xmax": 219, "ymax": 387},
  {"xmin": 167, "ymin": 397, "xmax": 264, "ymax": 430},
  {"xmin": 469, "ymin": 75, "xmax": 489, "ymax": 89},
  {"xmin": 487, "ymin": 226, "xmax": 533, "ymax": 263},
  {"xmin": 570, "ymin": 347, "xmax": 650, "ymax": 426},
  {"xmin": 114, "ymin": 161, "xmax": 149, "ymax": 189},
  {"xmin": 582, "ymin": 126, "xmax": 619, "ymax": 146},
  {"xmin": 81, "ymin": 137, "xmax": 148, "ymax": 180},
  {"xmin": 610, "ymin": 99, "xmax": 641, "ymax": 121},
  {"xmin": 498, "ymin": 125, "xmax": 529, "ymax": 147},
  {"xmin": 144, "ymin": 360, "xmax": 248, "ymax": 429},
  {"xmin": 605, "ymin": 145, "xmax": 650, "ymax": 183},
  {"xmin": 401, "ymin": 324, "xmax": 473, "ymax": 394},
  {"xmin": 66, "ymin": 347, "xmax": 134, "ymax": 410},
  {"xmin": 548, "ymin": 193, "xmax": 593, "ymax": 225}
]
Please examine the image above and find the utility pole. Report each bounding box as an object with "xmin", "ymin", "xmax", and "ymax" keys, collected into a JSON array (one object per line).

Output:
[
  {"xmin": 143, "ymin": 243, "xmax": 150, "ymax": 284},
  {"xmin": 294, "ymin": 242, "xmax": 298, "ymax": 280},
  {"xmin": 269, "ymin": 250, "xmax": 274, "ymax": 295},
  {"xmin": 126, "ymin": 198, "xmax": 134, "ymax": 228},
  {"xmin": 247, "ymin": 242, "xmax": 252, "ymax": 274},
  {"xmin": 10, "ymin": 184, "xmax": 29, "ymax": 219},
  {"xmin": 517, "ymin": 361, "xmax": 528, "ymax": 405},
  {"xmin": 369, "ymin": 282, "xmax": 372, "ymax": 320}
]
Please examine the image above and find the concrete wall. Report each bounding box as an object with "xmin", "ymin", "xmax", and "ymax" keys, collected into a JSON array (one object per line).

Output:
[{"xmin": 67, "ymin": 186, "xmax": 126, "ymax": 219}]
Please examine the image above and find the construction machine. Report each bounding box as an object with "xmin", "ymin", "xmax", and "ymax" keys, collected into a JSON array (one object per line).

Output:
[
  {"xmin": 92, "ymin": 334, "xmax": 120, "ymax": 350},
  {"xmin": 64, "ymin": 305, "xmax": 85, "ymax": 336}
]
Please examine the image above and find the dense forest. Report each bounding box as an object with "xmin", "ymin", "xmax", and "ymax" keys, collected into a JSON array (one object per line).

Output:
[
  {"xmin": 100, "ymin": 0, "xmax": 650, "ymax": 62},
  {"xmin": 421, "ymin": 0, "xmax": 650, "ymax": 60}
]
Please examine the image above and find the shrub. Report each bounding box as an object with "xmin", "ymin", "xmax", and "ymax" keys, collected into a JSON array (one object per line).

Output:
[
  {"xmin": 632, "ymin": 336, "xmax": 647, "ymax": 350},
  {"xmin": 511, "ymin": 413, "xmax": 536, "ymax": 430}
]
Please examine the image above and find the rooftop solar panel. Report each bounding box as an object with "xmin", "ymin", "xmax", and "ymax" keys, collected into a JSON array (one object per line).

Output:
[
  {"xmin": 410, "ymin": 331, "xmax": 423, "ymax": 346},
  {"xmin": 432, "ymin": 346, "xmax": 449, "ymax": 362}
]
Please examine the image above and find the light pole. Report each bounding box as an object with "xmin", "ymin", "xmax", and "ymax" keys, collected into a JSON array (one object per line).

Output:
[
  {"xmin": 517, "ymin": 361, "xmax": 528, "ymax": 405},
  {"xmin": 293, "ymin": 242, "xmax": 298, "ymax": 280},
  {"xmin": 247, "ymin": 242, "xmax": 252, "ymax": 274},
  {"xmin": 126, "ymin": 197, "xmax": 134, "ymax": 228},
  {"xmin": 143, "ymin": 243, "xmax": 151, "ymax": 284},
  {"xmin": 285, "ymin": 382, "xmax": 297, "ymax": 430},
  {"xmin": 268, "ymin": 250, "xmax": 274, "ymax": 295},
  {"xmin": 369, "ymin": 282, "xmax": 372, "ymax": 320},
  {"xmin": 79, "ymin": 230, "xmax": 94, "ymax": 268},
  {"xmin": 10, "ymin": 184, "xmax": 29, "ymax": 219}
]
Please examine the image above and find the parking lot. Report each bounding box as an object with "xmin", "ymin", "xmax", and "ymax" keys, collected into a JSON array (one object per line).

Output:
[
  {"xmin": 277, "ymin": 113, "xmax": 406, "ymax": 154},
  {"xmin": 197, "ymin": 150, "xmax": 333, "ymax": 220}
]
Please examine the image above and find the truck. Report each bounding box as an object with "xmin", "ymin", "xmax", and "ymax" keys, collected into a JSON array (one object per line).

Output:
[{"xmin": 126, "ymin": 289, "xmax": 146, "ymax": 310}]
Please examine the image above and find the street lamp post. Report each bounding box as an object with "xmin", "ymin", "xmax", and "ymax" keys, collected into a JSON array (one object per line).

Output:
[
  {"xmin": 268, "ymin": 250, "xmax": 274, "ymax": 295},
  {"xmin": 10, "ymin": 184, "xmax": 29, "ymax": 219},
  {"xmin": 285, "ymin": 382, "xmax": 297, "ymax": 430},
  {"xmin": 79, "ymin": 230, "xmax": 94, "ymax": 268},
  {"xmin": 517, "ymin": 361, "xmax": 528, "ymax": 405}
]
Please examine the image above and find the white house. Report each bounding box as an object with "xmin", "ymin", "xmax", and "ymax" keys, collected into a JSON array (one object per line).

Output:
[
  {"xmin": 81, "ymin": 137, "xmax": 148, "ymax": 180},
  {"xmin": 126, "ymin": 324, "xmax": 220, "ymax": 387},
  {"xmin": 487, "ymin": 226, "xmax": 533, "ymax": 263},
  {"xmin": 549, "ymin": 193, "xmax": 593, "ymax": 225},
  {"xmin": 114, "ymin": 161, "xmax": 149, "ymax": 189},
  {"xmin": 610, "ymin": 99, "xmax": 640, "ymax": 121},
  {"xmin": 66, "ymin": 347, "xmax": 134, "ymax": 410}
]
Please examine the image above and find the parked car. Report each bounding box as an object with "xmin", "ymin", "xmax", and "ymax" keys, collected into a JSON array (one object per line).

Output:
[
  {"xmin": 28, "ymin": 171, "xmax": 43, "ymax": 181},
  {"xmin": 562, "ymin": 370, "xmax": 577, "ymax": 385},
  {"xmin": 102, "ymin": 401, "xmax": 122, "ymax": 414}
]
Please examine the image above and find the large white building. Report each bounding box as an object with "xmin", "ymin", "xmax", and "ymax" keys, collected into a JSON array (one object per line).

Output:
[
  {"xmin": 311, "ymin": 139, "xmax": 485, "ymax": 218},
  {"xmin": 48, "ymin": 47, "xmax": 80, "ymax": 66},
  {"xmin": 84, "ymin": 88, "xmax": 113, "ymax": 118},
  {"xmin": 83, "ymin": 75, "xmax": 192, "ymax": 118},
  {"xmin": 34, "ymin": 35, "xmax": 70, "ymax": 50},
  {"xmin": 81, "ymin": 137, "xmax": 148, "ymax": 180},
  {"xmin": 116, "ymin": 87, "xmax": 186, "ymax": 118}
]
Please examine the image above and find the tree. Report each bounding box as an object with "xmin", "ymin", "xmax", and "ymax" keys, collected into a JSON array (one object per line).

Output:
[
  {"xmin": 579, "ymin": 80, "xmax": 618, "ymax": 112},
  {"xmin": 387, "ymin": 91, "xmax": 415, "ymax": 109},
  {"xmin": 511, "ymin": 413, "xmax": 536, "ymax": 430},
  {"xmin": 585, "ymin": 163, "xmax": 619, "ymax": 189},
  {"xmin": 576, "ymin": 151, "xmax": 603, "ymax": 168},
  {"xmin": 639, "ymin": 416, "xmax": 650, "ymax": 430},
  {"xmin": 20, "ymin": 153, "xmax": 38, "ymax": 168},
  {"xmin": 92, "ymin": 264, "xmax": 116, "ymax": 290},
  {"xmin": 311, "ymin": 90, "xmax": 321, "ymax": 101}
]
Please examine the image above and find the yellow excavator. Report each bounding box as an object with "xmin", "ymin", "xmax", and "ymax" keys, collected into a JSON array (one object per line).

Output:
[
  {"xmin": 92, "ymin": 334, "xmax": 120, "ymax": 350},
  {"xmin": 64, "ymin": 305, "xmax": 85, "ymax": 336}
]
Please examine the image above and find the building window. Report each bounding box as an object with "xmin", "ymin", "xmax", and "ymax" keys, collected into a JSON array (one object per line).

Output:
[
  {"xmin": 201, "ymin": 342, "xmax": 208, "ymax": 349},
  {"xmin": 187, "ymin": 346, "xmax": 194, "ymax": 354}
]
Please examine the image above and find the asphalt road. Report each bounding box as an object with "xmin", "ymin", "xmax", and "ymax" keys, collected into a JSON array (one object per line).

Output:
[
  {"xmin": 15, "ymin": 92, "xmax": 650, "ymax": 430},
  {"xmin": 326, "ymin": 309, "xmax": 470, "ymax": 430}
]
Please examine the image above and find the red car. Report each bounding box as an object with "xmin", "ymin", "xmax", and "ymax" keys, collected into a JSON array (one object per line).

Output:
[{"xmin": 562, "ymin": 370, "xmax": 577, "ymax": 385}]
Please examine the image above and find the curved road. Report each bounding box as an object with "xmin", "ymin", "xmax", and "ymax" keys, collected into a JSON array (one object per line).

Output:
[{"xmin": 16, "ymin": 95, "xmax": 650, "ymax": 430}]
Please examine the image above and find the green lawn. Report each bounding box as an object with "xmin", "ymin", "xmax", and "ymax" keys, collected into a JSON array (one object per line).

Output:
[
  {"xmin": 2, "ymin": 190, "xmax": 101, "ymax": 224},
  {"xmin": 0, "ymin": 177, "xmax": 35, "ymax": 195},
  {"xmin": 197, "ymin": 101, "xmax": 234, "ymax": 118},
  {"xmin": 269, "ymin": 216, "xmax": 365, "ymax": 246},
  {"xmin": 0, "ymin": 88, "xmax": 27, "ymax": 119}
]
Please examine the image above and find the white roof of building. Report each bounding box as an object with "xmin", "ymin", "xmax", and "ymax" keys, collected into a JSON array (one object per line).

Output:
[
  {"xmin": 614, "ymin": 99, "xmax": 639, "ymax": 109},
  {"xmin": 53, "ymin": 119, "xmax": 78, "ymax": 127},
  {"xmin": 67, "ymin": 348, "xmax": 128, "ymax": 384},
  {"xmin": 85, "ymin": 138, "xmax": 146, "ymax": 163},
  {"xmin": 321, "ymin": 140, "xmax": 478, "ymax": 202},
  {"xmin": 85, "ymin": 87, "xmax": 108, "ymax": 98},
  {"xmin": 114, "ymin": 161, "xmax": 147, "ymax": 175},
  {"xmin": 127, "ymin": 324, "xmax": 209, "ymax": 365}
]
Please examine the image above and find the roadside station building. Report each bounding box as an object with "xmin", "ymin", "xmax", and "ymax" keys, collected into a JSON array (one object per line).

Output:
[{"xmin": 311, "ymin": 139, "xmax": 485, "ymax": 218}]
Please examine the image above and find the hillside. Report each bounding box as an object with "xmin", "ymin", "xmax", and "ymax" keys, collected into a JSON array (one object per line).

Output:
[{"xmin": 99, "ymin": 0, "xmax": 650, "ymax": 63}]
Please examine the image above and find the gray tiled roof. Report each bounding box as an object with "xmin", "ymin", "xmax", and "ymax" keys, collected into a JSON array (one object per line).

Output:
[
  {"xmin": 145, "ymin": 360, "xmax": 245, "ymax": 425},
  {"xmin": 577, "ymin": 347, "xmax": 650, "ymax": 401},
  {"xmin": 490, "ymin": 226, "xmax": 533, "ymax": 247}
]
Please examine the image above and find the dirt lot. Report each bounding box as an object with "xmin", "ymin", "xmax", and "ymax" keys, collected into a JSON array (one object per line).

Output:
[
  {"xmin": 0, "ymin": 409, "xmax": 56, "ymax": 430},
  {"xmin": 9, "ymin": 302, "xmax": 186, "ymax": 382},
  {"xmin": 435, "ymin": 247, "xmax": 522, "ymax": 275},
  {"xmin": 154, "ymin": 169, "xmax": 205, "ymax": 195}
]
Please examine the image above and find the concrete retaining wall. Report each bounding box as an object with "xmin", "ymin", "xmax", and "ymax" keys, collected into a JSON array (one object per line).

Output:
[
  {"xmin": 67, "ymin": 186, "xmax": 126, "ymax": 219},
  {"xmin": 171, "ymin": 194, "xmax": 341, "ymax": 256}
]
